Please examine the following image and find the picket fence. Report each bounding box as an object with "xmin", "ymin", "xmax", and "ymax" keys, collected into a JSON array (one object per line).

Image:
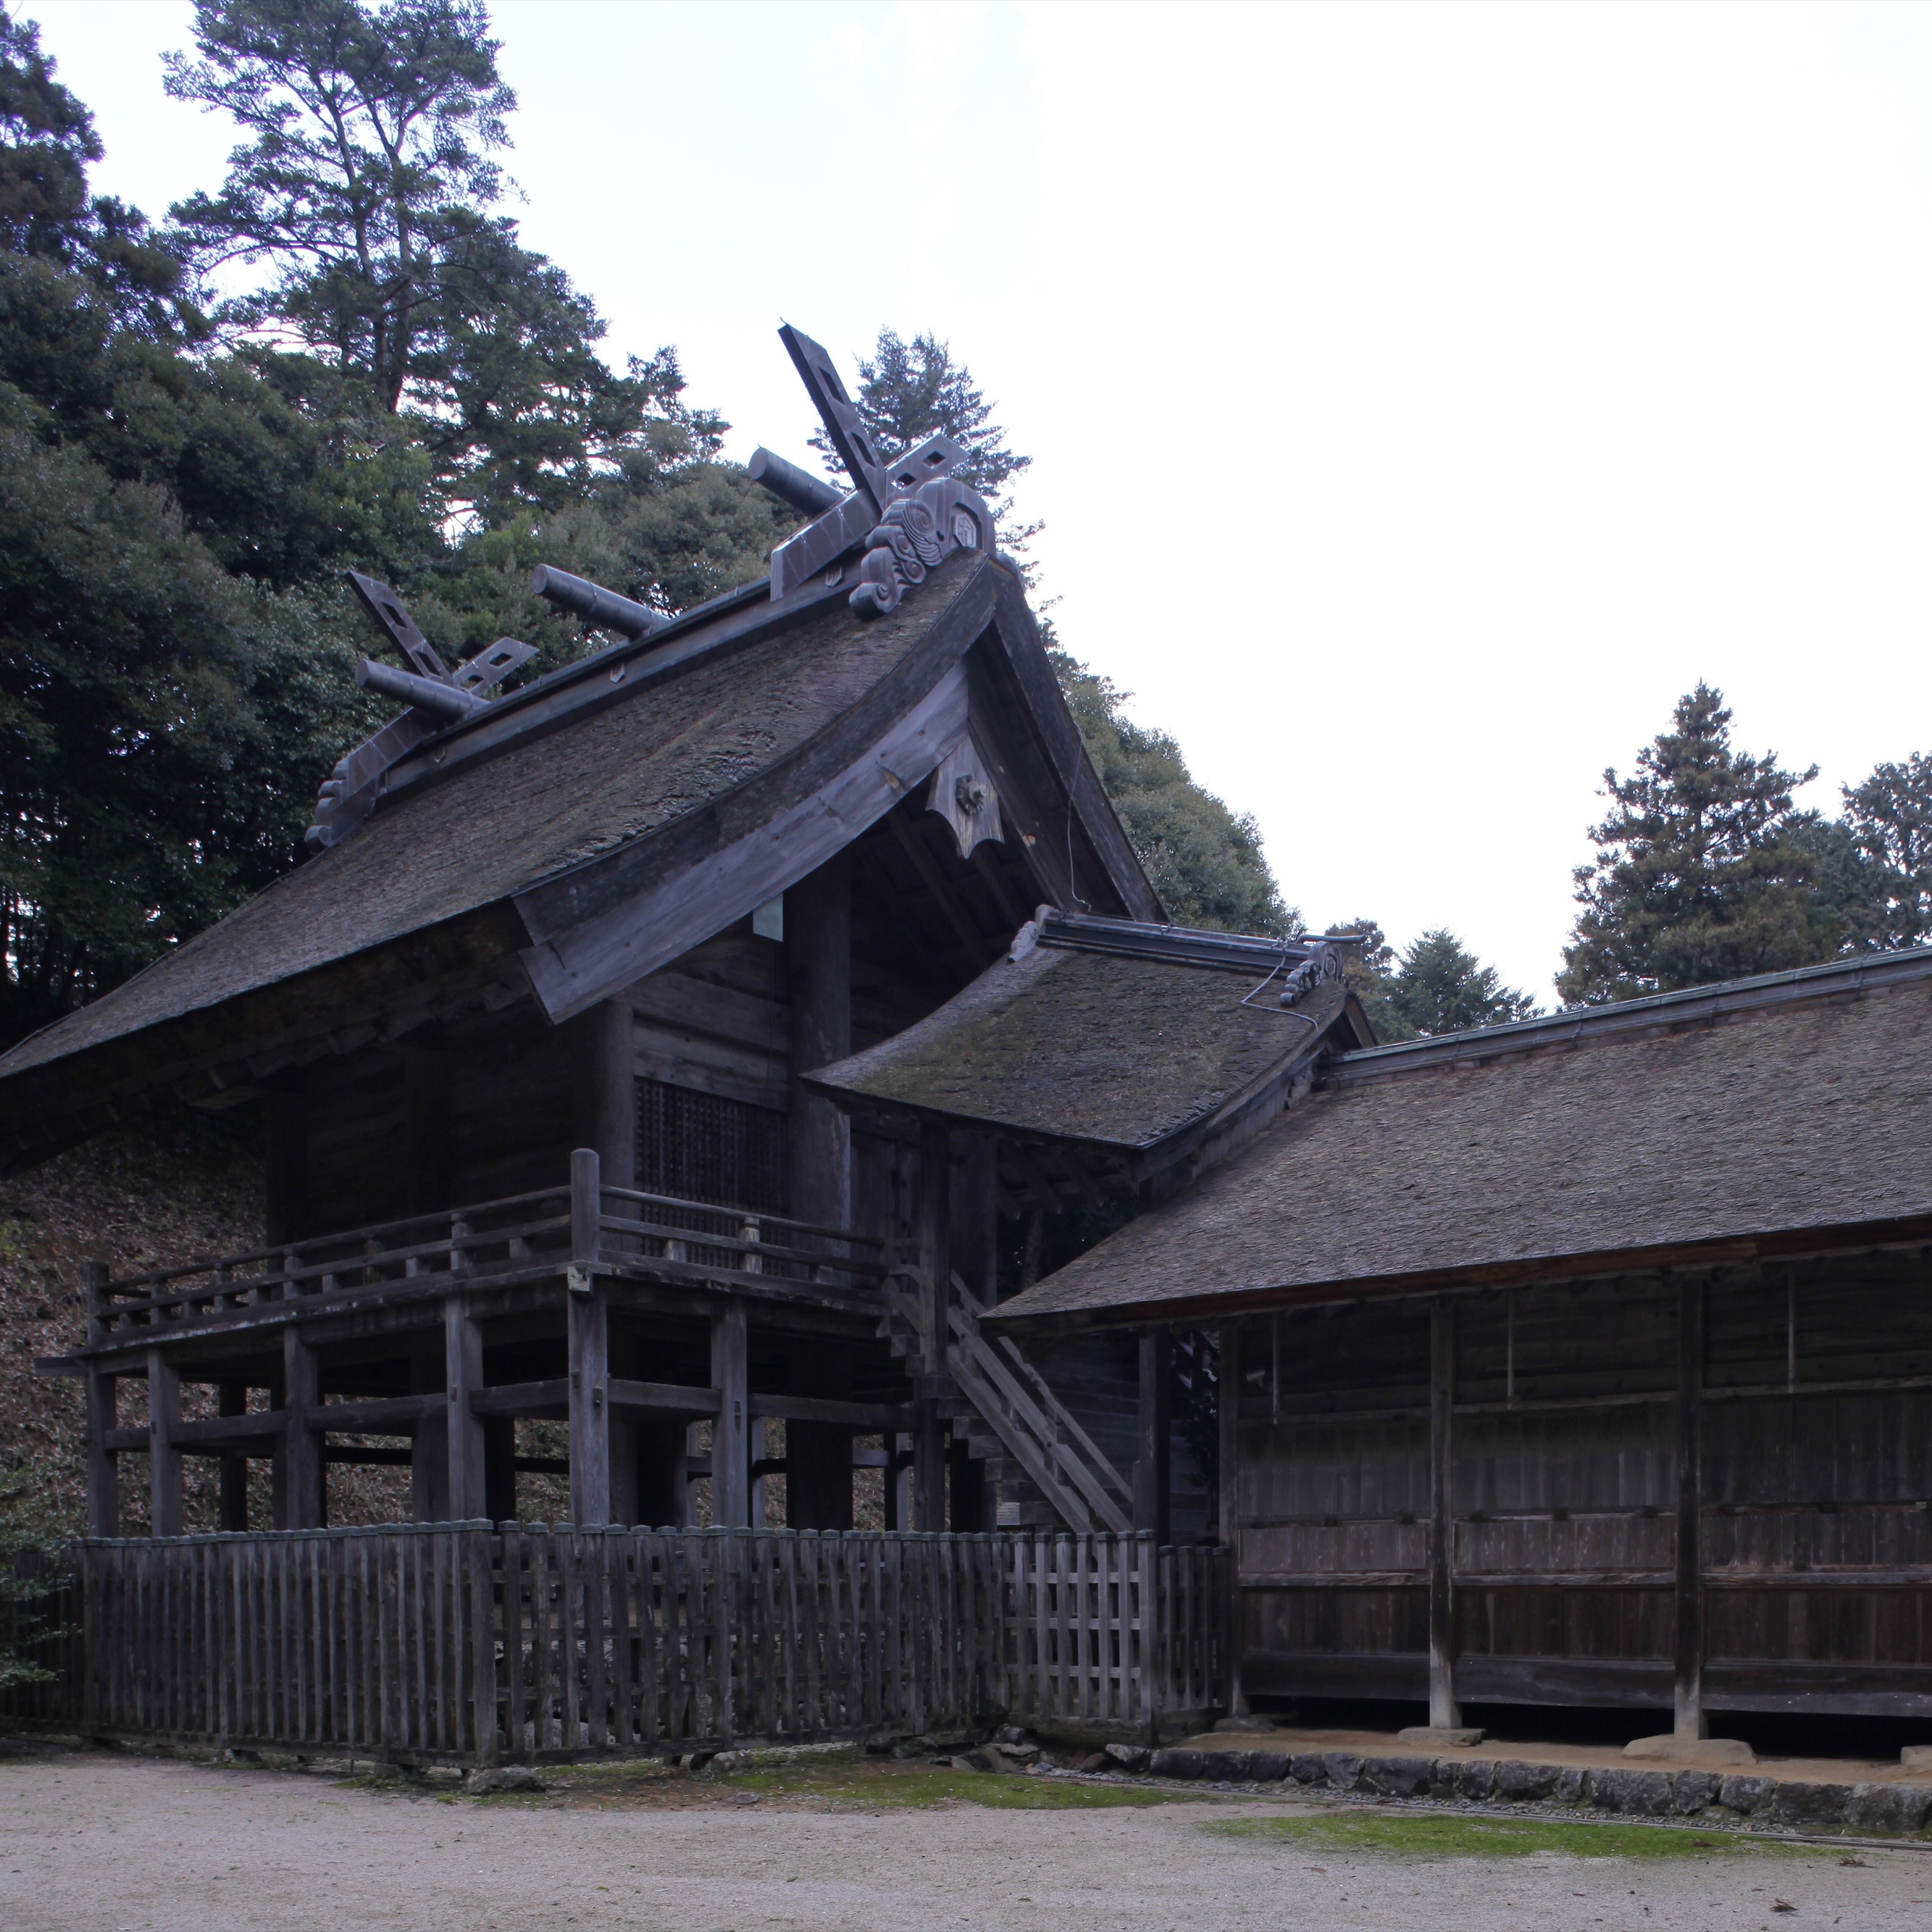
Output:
[{"xmin": 1, "ymin": 1526, "xmax": 1228, "ymax": 1762}]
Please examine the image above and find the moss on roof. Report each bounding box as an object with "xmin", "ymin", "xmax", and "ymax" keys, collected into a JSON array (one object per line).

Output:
[
  {"xmin": 808, "ymin": 940, "xmax": 1326, "ymax": 1150},
  {"xmin": 990, "ymin": 967, "xmax": 1932, "ymax": 1329}
]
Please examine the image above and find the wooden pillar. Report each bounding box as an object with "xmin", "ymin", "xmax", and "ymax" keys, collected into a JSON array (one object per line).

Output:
[
  {"xmin": 279, "ymin": 1327, "xmax": 322, "ymax": 1531},
  {"xmin": 569, "ymin": 1282, "xmax": 612, "ymax": 1525},
  {"xmin": 1134, "ymin": 1329, "xmax": 1172, "ymax": 1540},
  {"xmin": 146, "ymin": 1349, "xmax": 183, "ymax": 1537},
  {"xmin": 85, "ymin": 1363, "xmax": 120, "ymax": 1538},
  {"xmin": 445, "ymin": 1296, "xmax": 488, "ymax": 1521},
  {"xmin": 790, "ymin": 1421, "xmax": 856, "ymax": 1531},
  {"xmin": 410, "ymin": 1355, "xmax": 449, "ymax": 1523},
  {"xmin": 1216, "ymin": 1322, "xmax": 1245, "ymax": 1715},
  {"xmin": 574, "ymin": 1001, "xmax": 637, "ymax": 1187},
  {"xmin": 952, "ymin": 1129, "xmax": 999, "ymax": 1310},
  {"xmin": 1428, "ymin": 1297, "xmax": 1460, "ymax": 1730},
  {"xmin": 710, "ymin": 1300, "xmax": 750, "ymax": 1527},
  {"xmin": 946, "ymin": 1432, "xmax": 987, "ymax": 1533},
  {"xmin": 919, "ymin": 1120, "xmax": 952, "ymax": 1374},
  {"xmin": 218, "ymin": 1380, "xmax": 250, "ymax": 1531},
  {"xmin": 483, "ymin": 1418, "xmax": 517, "ymax": 1524},
  {"xmin": 911, "ymin": 1400, "xmax": 946, "ymax": 1531},
  {"xmin": 1675, "ymin": 1274, "xmax": 1707, "ymax": 1740},
  {"xmin": 787, "ymin": 855, "xmax": 852, "ymax": 1233},
  {"xmin": 630, "ymin": 1418, "xmax": 686, "ymax": 1528}
]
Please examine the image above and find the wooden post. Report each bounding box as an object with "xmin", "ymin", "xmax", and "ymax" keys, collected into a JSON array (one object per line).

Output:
[
  {"xmin": 912, "ymin": 1400, "xmax": 946, "ymax": 1531},
  {"xmin": 919, "ymin": 1119, "xmax": 952, "ymax": 1374},
  {"xmin": 280, "ymin": 1327, "xmax": 323, "ymax": 1530},
  {"xmin": 1675, "ymin": 1274, "xmax": 1707, "ymax": 1741},
  {"xmin": 1134, "ymin": 1329, "xmax": 1172, "ymax": 1540},
  {"xmin": 445, "ymin": 1296, "xmax": 488, "ymax": 1521},
  {"xmin": 570, "ymin": 1145, "xmax": 601, "ymax": 1266},
  {"xmin": 404, "ymin": 1040, "xmax": 451, "ymax": 1216},
  {"xmin": 788, "ymin": 854, "xmax": 852, "ymax": 1234},
  {"xmin": 146, "ymin": 1349, "xmax": 183, "ymax": 1537},
  {"xmin": 85, "ymin": 1363, "xmax": 119, "ymax": 1538},
  {"xmin": 710, "ymin": 1300, "xmax": 750, "ymax": 1527},
  {"xmin": 410, "ymin": 1355, "xmax": 449, "ymax": 1523},
  {"xmin": 1216, "ymin": 1323, "xmax": 1245, "ymax": 1717},
  {"xmin": 1428, "ymin": 1296, "xmax": 1460, "ymax": 1730},
  {"xmin": 218, "ymin": 1380, "xmax": 249, "ymax": 1531},
  {"xmin": 569, "ymin": 1281, "xmax": 612, "ymax": 1525}
]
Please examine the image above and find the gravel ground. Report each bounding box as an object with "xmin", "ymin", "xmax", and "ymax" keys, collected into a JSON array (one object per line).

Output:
[{"xmin": 7, "ymin": 1748, "xmax": 1932, "ymax": 1931}]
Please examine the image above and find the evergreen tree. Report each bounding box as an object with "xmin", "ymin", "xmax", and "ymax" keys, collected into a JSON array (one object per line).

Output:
[
  {"xmin": 1052, "ymin": 651, "xmax": 1297, "ymax": 936},
  {"xmin": 1357, "ymin": 928, "xmax": 1539, "ymax": 1042},
  {"xmin": 811, "ymin": 326, "xmax": 1036, "ymax": 542},
  {"xmin": 1558, "ymin": 683, "xmax": 1839, "ymax": 1003},
  {"xmin": 1836, "ymin": 752, "xmax": 1932, "ymax": 950}
]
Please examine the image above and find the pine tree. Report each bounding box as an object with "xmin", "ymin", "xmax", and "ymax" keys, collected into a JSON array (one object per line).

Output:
[
  {"xmin": 811, "ymin": 327, "xmax": 1035, "ymax": 541},
  {"xmin": 1836, "ymin": 752, "xmax": 1932, "ymax": 950},
  {"xmin": 1358, "ymin": 929, "xmax": 1539, "ymax": 1041},
  {"xmin": 1558, "ymin": 683, "xmax": 1838, "ymax": 1003}
]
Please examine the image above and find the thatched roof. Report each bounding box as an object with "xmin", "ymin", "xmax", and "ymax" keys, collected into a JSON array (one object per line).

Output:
[
  {"xmin": 807, "ymin": 914, "xmax": 1368, "ymax": 1153},
  {"xmin": 0, "ymin": 551, "xmax": 1159, "ymax": 1171},
  {"xmin": 987, "ymin": 950, "xmax": 1932, "ymax": 1335}
]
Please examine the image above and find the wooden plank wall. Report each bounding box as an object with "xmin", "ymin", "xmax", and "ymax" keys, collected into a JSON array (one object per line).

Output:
[
  {"xmin": 30, "ymin": 1527, "xmax": 1228, "ymax": 1760},
  {"xmin": 1236, "ymin": 1253, "xmax": 1932, "ymax": 1718}
]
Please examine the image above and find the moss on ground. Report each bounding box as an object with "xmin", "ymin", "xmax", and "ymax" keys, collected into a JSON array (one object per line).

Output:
[
  {"xmin": 718, "ymin": 1759, "xmax": 1216, "ymax": 1810},
  {"xmin": 1210, "ymin": 1812, "xmax": 1799, "ymax": 1860}
]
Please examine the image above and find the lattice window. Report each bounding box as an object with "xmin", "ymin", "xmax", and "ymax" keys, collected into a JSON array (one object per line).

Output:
[{"xmin": 636, "ymin": 1079, "xmax": 790, "ymax": 1215}]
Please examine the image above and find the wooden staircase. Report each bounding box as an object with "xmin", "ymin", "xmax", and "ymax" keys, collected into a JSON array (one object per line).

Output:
[{"xmin": 880, "ymin": 1264, "xmax": 1134, "ymax": 1533}]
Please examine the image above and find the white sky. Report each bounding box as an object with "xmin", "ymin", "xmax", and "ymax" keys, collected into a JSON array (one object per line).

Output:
[{"xmin": 25, "ymin": 0, "xmax": 1932, "ymax": 999}]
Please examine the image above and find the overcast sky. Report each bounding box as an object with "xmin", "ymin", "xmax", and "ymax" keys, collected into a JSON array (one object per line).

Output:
[{"xmin": 28, "ymin": 1, "xmax": 1932, "ymax": 998}]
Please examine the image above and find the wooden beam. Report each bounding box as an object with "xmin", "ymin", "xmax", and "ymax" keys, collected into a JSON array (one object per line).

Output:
[
  {"xmin": 789, "ymin": 853, "xmax": 853, "ymax": 1236},
  {"xmin": 217, "ymin": 1380, "xmax": 249, "ymax": 1530},
  {"xmin": 306, "ymin": 1395, "xmax": 437, "ymax": 1434},
  {"xmin": 1134, "ymin": 1329, "xmax": 1172, "ymax": 1539},
  {"xmin": 444, "ymin": 1297, "xmax": 487, "ymax": 1518},
  {"xmin": 279, "ymin": 1328, "xmax": 323, "ymax": 1530},
  {"xmin": 1428, "ymin": 1297, "xmax": 1459, "ymax": 1730},
  {"xmin": 1676, "ymin": 1274, "xmax": 1707, "ymax": 1740},
  {"xmin": 147, "ymin": 1350, "xmax": 183, "ymax": 1538},
  {"xmin": 611, "ymin": 1377, "xmax": 722, "ymax": 1417},
  {"xmin": 919, "ymin": 1119, "xmax": 951, "ymax": 1375},
  {"xmin": 85, "ymin": 1359, "xmax": 119, "ymax": 1538},
  {"xmin": 568, "ymin": 1279, "xmax": 613, "ymax": 1525},
  {"xmin": 170, "ymin": 1411, "xmax": 285, "ymax": 1447},
  {"xmin": 747, "ymin": 1392, "xmax": 910, "ymax": 1431},
  {"xmin": 471, "ymin": 1377, "xmax": 569, "ymax": 1417},
  {"xmin": 710, "ymin": 1300, "xmax": 750, "ymax": 1526}
]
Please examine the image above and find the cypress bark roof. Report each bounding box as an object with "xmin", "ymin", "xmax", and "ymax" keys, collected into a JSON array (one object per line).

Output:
[
  {"xmin": 0, "ymin": 551, "xmax": 1161, "ymax": 1172},
  {"xmin": 806, "ymin": 914, "xmax": 1361, "ymax": 1151},
  {"xmin": 987, "ymin": 950, "xmax": 1932, "ymax": 1334}
]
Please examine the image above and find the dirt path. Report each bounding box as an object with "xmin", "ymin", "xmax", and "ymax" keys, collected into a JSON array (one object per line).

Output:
[{"xmin": 6, "ymin": 1749, "xmax": 1932, "ymax": 1931}]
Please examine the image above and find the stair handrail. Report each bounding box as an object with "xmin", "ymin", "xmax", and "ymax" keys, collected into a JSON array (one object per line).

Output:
[
  {"xmin": 942, "ymin": 1276, "xmax": 1133, "ymax": 1533},
  {"xmin": 948, "ymin": 1274, "xmax": 1134, "ymax": 1514}
]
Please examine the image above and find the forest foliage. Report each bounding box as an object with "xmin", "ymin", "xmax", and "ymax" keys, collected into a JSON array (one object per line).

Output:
[{"xmin": 0, "ymin": 0, "xmax": 1302, "ymax": 1053}]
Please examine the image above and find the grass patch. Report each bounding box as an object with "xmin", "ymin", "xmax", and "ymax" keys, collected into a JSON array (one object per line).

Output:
[{"xmin": 1210, "ymin": 1812, "xmax": 1796, "ymax": 1860}]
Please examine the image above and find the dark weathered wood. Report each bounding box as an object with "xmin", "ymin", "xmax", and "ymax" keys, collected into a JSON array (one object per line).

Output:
[
  {"xmin": 1675, "ymin": 1273, "xmax": 1706, "ymax": 1739},
  {"xmin": 710, "ymin": 1301, "xmax": 750, "ymax": 1527},
  {"xmin": 85, "ymin": 1358, "xmax": 119, "ymax": 1537},
  {"xmin": 788, "ymin": 853, "xmax": 852, "ymax": 1237},
  {"xmin": 147, "ymin": 1349, "xmax": 183, "ymax": 1538},
  {"xmin": 569, "ymin": 1281, "xmax": 612, "ymax": 1525},
  {"xmin": 1428, "ymin": 1296, "xmax": 1458, "ymax": 1728},
  {"xmin": 1134, "ymin": 1329, "xmax": 1171, "ymax": 1539},
  {"xmin": 444, "ymin": 1297, "xmax": 487, "ymax": 1521}
]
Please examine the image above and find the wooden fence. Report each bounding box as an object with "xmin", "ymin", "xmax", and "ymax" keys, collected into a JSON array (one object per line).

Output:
[{"xmin": 1, "ymin": 1526, "xmax": 1228, "ymax": 1762}]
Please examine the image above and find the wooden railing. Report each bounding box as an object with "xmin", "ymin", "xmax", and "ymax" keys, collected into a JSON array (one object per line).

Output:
[
  {"xmin": 85, "ymin": 1153, "xmax": 890, "ymax": 1343},
  {"xmin": 881, "ymin": 1268, "xmax": 1135, "ymax": 1535},
  {"xmin": 0, "ymin": 1527, "xmax": 1230, "ymax": 1760}
]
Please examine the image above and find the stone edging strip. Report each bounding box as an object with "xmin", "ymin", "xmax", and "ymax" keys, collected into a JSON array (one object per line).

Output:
[{"xmin": 1100, "ymin": 1744, "xmax": 1932, "ymax": 1840}]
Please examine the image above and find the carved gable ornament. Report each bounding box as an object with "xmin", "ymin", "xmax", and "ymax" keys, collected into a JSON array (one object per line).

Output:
[{"xmin": 759, "ymin": 325, "xmax": 1000, "ymax": 617}]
